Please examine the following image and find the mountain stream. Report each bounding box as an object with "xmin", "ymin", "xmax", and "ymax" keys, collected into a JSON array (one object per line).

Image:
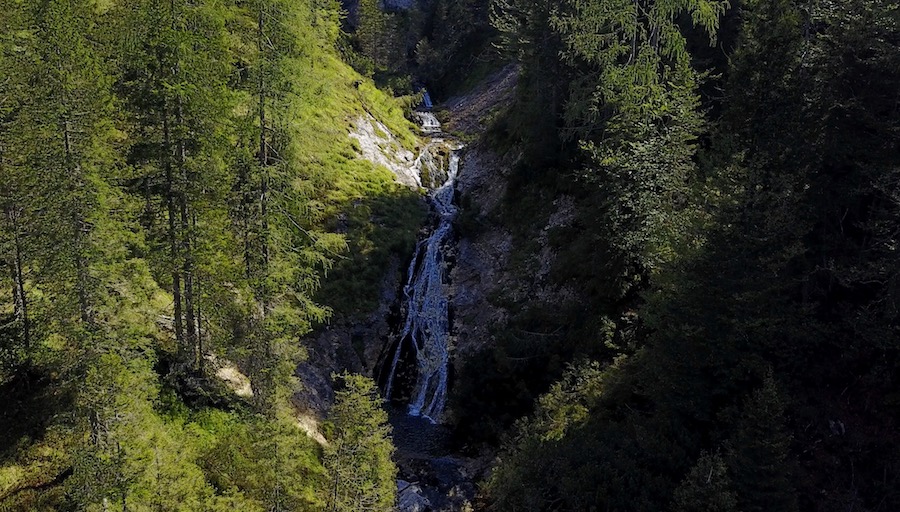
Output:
[
  {"xmin": 380, "ymin": 99, "xmax": 481, "ymax": 512},
  {"xmin": 383, "ymin": 109, "xmax": 460, "ymax": 423}
]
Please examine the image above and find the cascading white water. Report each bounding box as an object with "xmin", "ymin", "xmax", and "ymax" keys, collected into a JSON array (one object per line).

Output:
[
  {"xmin": 384, "ymin": 106, "xmax": 461, "ymax": 423},
  {"xmin": 416, "ymin": 111, "xmax": 442, "ymax": 134},
  {"xmin": 410, "ymin": 140, "xmax": 445, "ymax": 189}
]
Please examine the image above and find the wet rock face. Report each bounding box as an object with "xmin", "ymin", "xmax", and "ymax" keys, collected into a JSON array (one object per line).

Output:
[
  {"xmin": 396, "ymin": 457, "xmax": 484, "ymax": 512},
  {"xmin": 398, "ymin": 481, "xmax": 431, "ymax": 512},
  {"xmin": 447, "ymin": 144, "xmax": 580, "ymax": 425},
  {"xmin": 349, "ymin": 114, "xmax": 422, "ymax": 188},
  {"xmin": 294, "ymin": 256, "xmax": 405, "ymax": 414},
  {"xmin": 442, "ymin": 67, "xmax": 522, "ymax": 368},
  {"xmin": 390, "ymin": 404, "xmax": 489, "ymax": 512},
  {"xmin": 448, "ymin": 147, "xmax": 512, "ymax": 367}
]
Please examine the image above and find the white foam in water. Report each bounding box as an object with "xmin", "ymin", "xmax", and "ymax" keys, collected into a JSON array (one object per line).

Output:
[
  {"xmin": 416, "ymin": 112, "xmax": 441, "ymax": 134},
  {"xmin": 384, "ymin": 113, "xmax": 462, "ymax": 423}
]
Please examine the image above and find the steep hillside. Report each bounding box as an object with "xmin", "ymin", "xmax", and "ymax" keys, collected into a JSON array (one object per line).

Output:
[
  {"xmin": 449, "ymin": 1, "xmax": 900, "ymax": 511},
  {"xmin": 0, "ymin": 0, "xmax": 421, "ymax": 509},
  {"xmin": 4, "ymin": 0, "xmax": 899, "ymax": 510}
]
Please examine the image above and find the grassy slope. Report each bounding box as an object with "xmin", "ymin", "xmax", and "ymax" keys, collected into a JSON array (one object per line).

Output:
[{"xmin": 295, "ymin": 52, "xmax": 427, "ymax": 317}]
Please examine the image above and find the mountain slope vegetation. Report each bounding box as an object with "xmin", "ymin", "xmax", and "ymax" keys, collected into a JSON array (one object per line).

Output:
[
  {"xmin": 0, "ymin": 0, "xmax": 414, "ymax": 509},
  {"xmin": 461, "ymin": 0, "xmax": 900, "ymax": 510},
  {"xmin": 1, "ymin": 0, "xmax": 899, "ymax": 510}
]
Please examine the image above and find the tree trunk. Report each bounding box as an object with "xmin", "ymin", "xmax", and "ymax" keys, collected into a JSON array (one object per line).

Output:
[
  {"xmin": 163, "ymin": 104, "xmax": 184, "ymax": 346},
  {"xmin": 6, "ymin": 207, "xmax": 30, "ymax": 365},
  {"xmin": 176, "ymin": 94, "xmax": 197, "ymax": 362},
  {"xmin": 239, "ymin": 163, "xmax": 253, "ymax": 281},
  {"xmin": 258, "ymin": 4, "xmax": 270, "ymax": 272},
  {"xmin": 253, "ymin": 0, "xmax": 275, "ymax": 414},
  {"xmin": 63, "ymin": 117, "xmax": 92, "ymax": 325},
  {"xmin": 195, "ymin": 274, "xmax": 203, "ymax": 370},
  {"xmin": 192, "ymin": 211, "xmax": 203, "ymax": 370}
]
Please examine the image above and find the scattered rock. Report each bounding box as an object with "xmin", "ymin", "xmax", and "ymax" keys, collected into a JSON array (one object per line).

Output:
[
  {"xmin": 294, "ymin": 255, "xmax": 404, "ymax": 418},
  {"xmin": 206, "ymin": 354, "xmax": 254, "ymax": 398},
  {"xmin": 396, "ymin": 456, "xmax": 481, "ymax": 512},
  {"xmin": 398, "ymin": 480, "xmax": 431, "ymax": 512}
]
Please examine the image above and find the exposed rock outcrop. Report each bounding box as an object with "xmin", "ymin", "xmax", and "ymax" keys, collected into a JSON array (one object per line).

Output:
[
  {"xmin": 449, "ymin": 148, "xmax": 513, "ymax": 363},
  {"xmin": 349, "ymin": 114, "xmax": 422, "ymax": 188},
  {"xmin": 398, "ymin": 480, "xmax": 431, "ymax": 512},
  {"xmin": 446, "ymin": 65, "xmax": 579, "ymax": 421},
  {"xmin": 444, "ymin": 64, "xmax": 518, "ymax": 137},
  {"xmin": 294, "ymin": 255, "xmax": 405, "ymax": 415}
]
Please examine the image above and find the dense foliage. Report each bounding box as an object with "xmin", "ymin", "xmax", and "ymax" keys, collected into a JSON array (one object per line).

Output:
[
  {"xmin": 324, "ymin": 373, "xmax": 396, "ymax": 512},
  {"xmin": 0, "ymin": 0, "xmax": 409, "ymax": 509},
  {"xmin": 474, "ymin": 0, "xmax": 900, "ymax": 510},
  {"xmin": 343, "ymin": 0, "xmax": 498, "ymax": 97},
  {"xmin": 3, "ymin": 0, "xmax": 899, "ymax": 510}
]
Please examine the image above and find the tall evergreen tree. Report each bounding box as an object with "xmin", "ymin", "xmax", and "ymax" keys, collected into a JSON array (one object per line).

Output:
[
  {"xmin": 672, "ymin": 451, "xmax": 738, "ymax": 512},
  {"xmin": 324, "ymin": 373, "xmax": 397, "ymax": 512},
  {"xmin": 490, "ymin": 0, "xmax": 566, "ymax": 160},
  {"xmin": 727, "ymin": 376, "xmax": 798, "ymax": 512},
  {"xmin": 0, "ymin": 1, "xmax": 31, "ymax": 370},
  {"xmin": 232, "ymin": 0, "xmax": 343, "ymax": 412},
  {"xmin": 22, "ymin": 0, "xmax": 119, "ymax": 333},
  {"xmin": 555, "ymin": 0, "xmax": 726, "ymax": 283},
  {"xmin": 111, "ymin": 0, "xmax": 236, "ymax": 369}
]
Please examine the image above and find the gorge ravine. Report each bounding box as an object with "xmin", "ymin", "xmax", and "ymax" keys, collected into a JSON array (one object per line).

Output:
[{"xmin": 382, "ymin": 110, "xmax": 461, "ymax": 423}]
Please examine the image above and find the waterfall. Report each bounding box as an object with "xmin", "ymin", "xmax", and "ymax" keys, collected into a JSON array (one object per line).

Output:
[
  {"xmin": 384, "ymin": 101, "xmax": 461, "ymax": 423},
  {"xmin": 416, "ymin": 112, "xmax": 441, "ymax": 134}
]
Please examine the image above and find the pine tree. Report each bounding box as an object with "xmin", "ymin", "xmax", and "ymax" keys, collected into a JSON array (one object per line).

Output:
[
  {"xmin": 21, "ymin": 0, "xmax": 119, "ymax": 332},
  {"xmin": 324, "ymin": 373, "xmax": 397, "ymax": 512},
  {"xmin": 490, "ymin": 0, "xmax": 566, "ymax": 160},
  {"xmin": 553, "ymin": 0, "xmax": 726, "ymax": 282},
  {"xmin": 111, "ymin": 0, "xmax": 236, "ymax": 369},
  {"xmin": 727, "ymin": 375, "xmax": 798, "ymax": 512},
  {"xmin": 234, "ymin": 0, "xmax": 342, "ymax": 413},
  {"xmin": 672, "ymin": 451, "xmax": 738, "ymax": 512},
  {"xmin": 357, "ymin": 0, "xmax": 387, "ymax": 72},
  {"xmin": 551, "ymin": 0, "xmax": 727, "ymax": 139},
  {"xmin": 242, "ymin": 0, "xmax": 293, "ymax": 410},
  {"xmin": 0, "ymin": 3, "xmax": 31, "ymax": 369},
  {"xmin": 355, "ymin": 0, "xmax": 403, "ymax": 75}
]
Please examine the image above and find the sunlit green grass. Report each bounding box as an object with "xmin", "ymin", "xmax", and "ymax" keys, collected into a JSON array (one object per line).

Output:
[{"xmin": 281, "ymin": 49, "xmax": 427, "ymax": 317}]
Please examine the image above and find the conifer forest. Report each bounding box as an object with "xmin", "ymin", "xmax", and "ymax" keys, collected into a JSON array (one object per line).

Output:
[{"xmin": 0, "ymin": 0, "xmax": 898, "ymax": 510}]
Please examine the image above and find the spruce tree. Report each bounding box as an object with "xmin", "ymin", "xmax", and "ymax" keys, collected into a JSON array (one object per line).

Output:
[
  {"xmin": 355, "ymin": 0, "xmax": 403, "ymax": 76},
  {"xmin": 553, "ymin": 0, "xmax": 726, "ymax": 280},
  {"xmin": 727, "ymin": 376, "xmax": 798, "ymax": 512},
  {"xmin": 324, "ymin": 373, "xmax": 397, "ymax": 512},
  {"xmin": 22, "ymin": 0, "xmax": 118, "ymax": 332},
  {"xmin": 356, "ymin": 0, "xmax": 388, "ymax": 73},
  {"xmin": 234, "ymin": 0, "xmax": 342, "ymax": 412},
  {"xmin": 111, "ymin": 0, "xmax": 236, "ymax": 370},
  {"xmin": 0, "ymin": 2, "xmax": 31, "ymax": 370},
  {"xmin": 672, "ymin": 451, "xmax": 738, "ymax": 512},
  {"xmin": 490, "ymin": 0, "xmax": 566, "ymax": 160}
]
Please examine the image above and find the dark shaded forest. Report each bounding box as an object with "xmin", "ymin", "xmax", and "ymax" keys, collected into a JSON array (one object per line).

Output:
[{"xmin": 451, "ymin": 0, "xmax": 900, "ymax": 511}]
